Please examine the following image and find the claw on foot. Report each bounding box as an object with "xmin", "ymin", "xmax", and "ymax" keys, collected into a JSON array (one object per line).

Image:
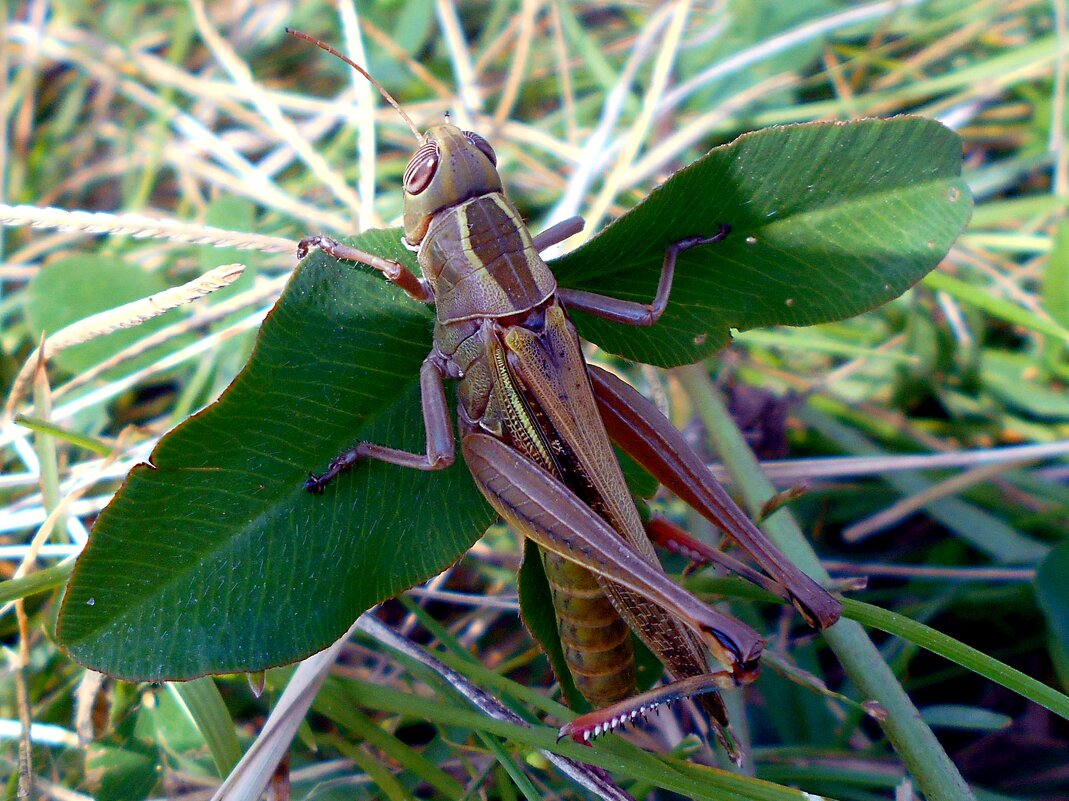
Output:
[
  {"xmin": 304, "ymin": 449, "xmax": 361, "ymax": 494},
  {"xmin": 675, "ymin": 223, "xmax": 732, "ymax": 254},
  {"xmin": 296, "ymin": 234, "xmax": 336, "ymax": 261},
  {"xmin": 702, "ymin": 222, "xmax": 731, "ymax": 245}
]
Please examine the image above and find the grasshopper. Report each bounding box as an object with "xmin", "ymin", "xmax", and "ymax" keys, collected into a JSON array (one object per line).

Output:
[{"xmin": 289, "ymin": 31, "xmax": 841, "ymax": 753}]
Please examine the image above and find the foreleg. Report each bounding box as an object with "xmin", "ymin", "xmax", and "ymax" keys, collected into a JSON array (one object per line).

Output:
[{"xmin": 297, "ymin": 234, "xmax": 433, "ymax": 303}]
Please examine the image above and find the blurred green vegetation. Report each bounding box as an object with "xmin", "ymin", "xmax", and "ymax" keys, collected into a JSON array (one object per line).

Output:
[{"xmin": 1, "ymin": 2, "xmax": 1066, "ymax": 800}]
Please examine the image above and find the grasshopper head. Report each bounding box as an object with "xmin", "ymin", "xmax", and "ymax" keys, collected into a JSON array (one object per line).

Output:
[
  {"xmin": 281, "ymin": 35, "xmax": 499, "ymax": 247},
  {"xmin": 402, "ymin": 124, "xmax": 503, "ymax": 246}
]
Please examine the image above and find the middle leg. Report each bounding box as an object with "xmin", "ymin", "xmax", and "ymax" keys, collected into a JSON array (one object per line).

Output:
[
  {"xmin": 557, "ymin": 225, "xmax": 730, "ymax": 327},
  {"xmin": 305, "ymin": 356, "xmax": 455, "ymax": 493}
]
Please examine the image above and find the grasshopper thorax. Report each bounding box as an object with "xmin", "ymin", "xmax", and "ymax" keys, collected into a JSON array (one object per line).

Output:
[{"xmin": 403, "ymin": 124, "xmax": 503, "ymax": 246}]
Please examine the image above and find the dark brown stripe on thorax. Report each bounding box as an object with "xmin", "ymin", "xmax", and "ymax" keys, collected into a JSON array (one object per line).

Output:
[{"xmin": 420, "ymin": 194, "xmax": 556, "ymax": 323}]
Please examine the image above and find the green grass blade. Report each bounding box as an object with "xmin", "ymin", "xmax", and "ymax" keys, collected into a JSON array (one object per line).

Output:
[
  {"xmin": 168, "ymin": 678, "xmax": 242, "ymax": 776},
  {"xmin": 843, "ymin": 597, "xmax": 1069, "ymax": 721}
]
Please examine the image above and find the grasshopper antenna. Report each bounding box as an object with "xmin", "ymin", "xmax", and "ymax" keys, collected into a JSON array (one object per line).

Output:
[{"xmin": 286, "ymin": 28, "xmax": 422, "ymax": 142}]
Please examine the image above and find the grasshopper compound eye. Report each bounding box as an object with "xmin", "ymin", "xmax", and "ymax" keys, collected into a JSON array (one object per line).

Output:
[
  {"xmin": 463, "ymin": 130, "xmax": 497, "ymax": 166},
  {"xmin": 404, "ymin": 141, "xmax": 441, "ymax": 195}
]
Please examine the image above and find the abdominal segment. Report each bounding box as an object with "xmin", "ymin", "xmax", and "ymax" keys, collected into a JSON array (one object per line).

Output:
[{"xmin": 540, "ymin": 549, "xmax": 636, "ymax": 707}]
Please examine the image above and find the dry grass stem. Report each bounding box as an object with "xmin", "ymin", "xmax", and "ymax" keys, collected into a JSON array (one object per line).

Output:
[
  {"xmin": 4, "ymin": 263, "xmax": 246, "ymax": 420},
  {"xmin": 0, "ymin": 204, "xmax": 294, "ymax": 253}
]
